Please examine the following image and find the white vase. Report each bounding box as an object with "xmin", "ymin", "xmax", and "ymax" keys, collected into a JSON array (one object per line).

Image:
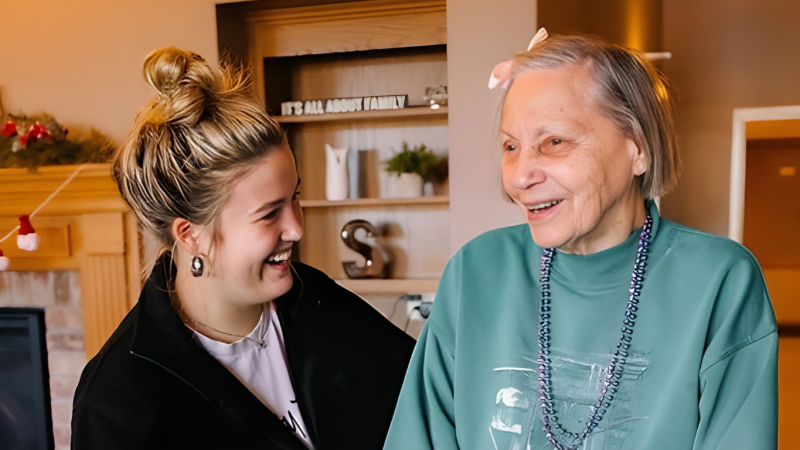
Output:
[
  {"xmin": 325, "ymin": 144, "xmax": 349, "ymax": 201},
  {"xmin": 389, "ymin": 173, "xmax": 423, "ymax": 198},
  {"xmin": 347, "ymin": 148, "xmax": 360, "ymax": 199},
  {"xmin": 423, "ymin": 181, "xmax": 435, "ymax": 197}
]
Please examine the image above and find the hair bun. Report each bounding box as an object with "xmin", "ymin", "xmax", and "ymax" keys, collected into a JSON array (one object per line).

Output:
[
  {"xmin": 143, "ymin": 47, "xmax": 194, "ymax": 96},
  {"xmin": 142, "ymin": 47, "xmax": 218, "ymax": 125}
]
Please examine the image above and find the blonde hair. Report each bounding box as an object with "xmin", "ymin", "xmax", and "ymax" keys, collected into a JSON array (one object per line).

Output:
[
  {"xmin": 113, "ymin": 47, "xmax": 287, "ymax": 278},
  {"xmin": 504, "ymin": 35, "xmax": 681, "ymax": 199}
]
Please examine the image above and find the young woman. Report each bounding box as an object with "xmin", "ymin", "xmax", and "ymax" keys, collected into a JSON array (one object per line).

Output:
[{"xmin": 71, "ymin": 47, "xmax": 415, "ymax": 450}]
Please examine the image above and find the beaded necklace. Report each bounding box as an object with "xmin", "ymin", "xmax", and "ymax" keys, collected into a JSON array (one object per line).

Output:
[{"xmin": 537, "ymin": 207, "xmax": 654, "ymax": 450}]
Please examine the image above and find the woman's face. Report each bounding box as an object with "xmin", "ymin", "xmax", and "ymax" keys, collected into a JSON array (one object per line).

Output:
[
  {"xmin": 500, "ymin": 63, "xmax": 646, "ymax": 252},
  {"xmin": 202, "ymin": 147, "xmax": 304, "ymax": 306}
]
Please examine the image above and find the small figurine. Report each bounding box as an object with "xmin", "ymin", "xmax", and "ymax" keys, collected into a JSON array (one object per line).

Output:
[{"xmin": 341, "ymin": 220, "xmax": 387, "ymax": 279}]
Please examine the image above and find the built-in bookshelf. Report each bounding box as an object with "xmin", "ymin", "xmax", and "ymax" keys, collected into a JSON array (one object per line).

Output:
[{"xmin": 243, "ymin": 0, "xmax": 448, "ymax": 293}]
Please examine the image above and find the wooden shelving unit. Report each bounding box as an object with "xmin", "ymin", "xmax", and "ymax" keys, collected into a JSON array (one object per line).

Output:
[
  {"xmin": 336, "ymin": 278, "xmax": 439, "ymax": 295},
  {"xmin": 275, "ymin": 106, "xmax": 447, "ymax": 124},
  {"xmin": 301, "ymin": 196, "xmax": 448, "ymax": 208},
  {"xmin": 245, "ymin": 0, "xmax": 449, "ymax": 295}
]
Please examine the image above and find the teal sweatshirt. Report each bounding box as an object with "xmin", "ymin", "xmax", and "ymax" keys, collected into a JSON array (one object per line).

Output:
[{"xmin": 384, "ymin": 201, "xmax": 778, "ymax": 450}]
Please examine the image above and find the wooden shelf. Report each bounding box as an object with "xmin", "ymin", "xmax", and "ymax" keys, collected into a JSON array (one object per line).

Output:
[
  {"xmin": 301, "ymin": 196, "xmax": 448, "ymax": 208},
  {"xmin": 275, "ymin": 106, "xmax": 447, "ymax": 124},
  {"xmin": 336, "ymin": 278, "xmax": 439, "ymax": 294}
]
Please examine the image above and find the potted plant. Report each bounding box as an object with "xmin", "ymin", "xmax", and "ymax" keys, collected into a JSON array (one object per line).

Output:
[{"xmin": 384, "ymin": 142, "xmax": 444, "ymax": 198}]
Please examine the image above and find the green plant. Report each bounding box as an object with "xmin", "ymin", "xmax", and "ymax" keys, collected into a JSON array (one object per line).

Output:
[
  {"xmin": 385, "ymin": 141, "xmax": 448, "ymax": 182},
  {"xmin": 0, "ymin": 113, "xmax": 115, "ymax": 171}
]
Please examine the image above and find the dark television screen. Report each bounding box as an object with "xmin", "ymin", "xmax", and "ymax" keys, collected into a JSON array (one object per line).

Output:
[{"xmin": 0, "ymin": 308, "xmax": 55, "ymax": 450}]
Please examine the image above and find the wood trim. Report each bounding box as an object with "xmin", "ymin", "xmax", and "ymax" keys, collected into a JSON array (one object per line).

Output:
[
  {"xmin": 275, "ymin": 106, "xmax": 447, "ymax": 123},
  {"xmin": 245, "ymin": 0, "xmax": 446, "ymax": 106},
  {"xmin": 125, "ymin": 212, "xmax": 143, "ymax": 310},
  {"xmin": 245, "ymin": 0, "xmax": 446, "ymax": 27},
  {"xmin": 729, "ymin": 106, "xmax": 800, "ymax": 243},
  {"xmin": 746, "ymin": 137, "xmax": 800, "ymax": 148},
  {"xmin": 80, "ymin": 213, "xmax": 130, "ymax": 359},
  {"xmin": 0, "ymin": 163, "xmax": 127, "ymax": 217},
  {"xmin": 301, "ymin": 196, "xmax": 449, "ymax": 208},
  {"xmin": 336, "ymin": 278, "xmax": 439, "ymax": 294},
  {"xmin": 780, "ymin": 325, "xmax": 800, "ymax": 338},
  {"xmin": 0, "ymin": 216, "xmax": 80, "ymax": 271},
  {"xmin": 81, "ymin": 253, "xmax": 129, "ymax": 359},
  {"xmin": 0, "ymin": 165, "xmax": 141, "ymax": 359}
]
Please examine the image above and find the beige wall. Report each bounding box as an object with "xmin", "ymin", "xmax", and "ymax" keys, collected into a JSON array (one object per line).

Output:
[
  {"xmin": 538, "ymin": 0, "xmax": 662, "ymax": 52},
  {"xmin": 660, "ymin": 0, "xmax": 800, "ymax": 235},
  {"xmin": 446, "ymin": 0, "xmax": 537, "ymax": 253},
  {"xmin": 0, "ymin": 0, "xmax": 230, "ymax": 144}
]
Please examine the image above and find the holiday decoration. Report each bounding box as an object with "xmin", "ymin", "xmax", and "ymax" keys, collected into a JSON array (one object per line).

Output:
[
  {"xmin": 2, "ymin": 121, "xmax": 17, "ymax": 137},
  {"xmin": 0, "ymin": 165, "xmax": 86, "ymax": 270},
  {"xmin": 0, "ymin": 113, "xmax": 113, "ymax": 171},
  {"xmin": 0, "ymin": 249, "xmax": 9, "ymax": 272},
  {"xmin": 17, "ymin": 215, "xmax": 40, "ymax": 251}
]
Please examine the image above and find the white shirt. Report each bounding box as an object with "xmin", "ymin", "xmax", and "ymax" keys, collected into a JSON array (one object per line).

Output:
[{"xmin": 193, "ymin": 302, "xmax": 314, "ymax": 449}]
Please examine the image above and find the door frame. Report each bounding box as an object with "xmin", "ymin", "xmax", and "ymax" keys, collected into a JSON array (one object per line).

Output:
[{"xmin": 729, "ymin": 105, "xmax": 800, "ymax": 243}]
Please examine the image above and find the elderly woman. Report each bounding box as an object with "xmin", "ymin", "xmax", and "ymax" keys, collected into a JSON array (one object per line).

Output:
[{"xmin": 384, "ymin": 31, "xmax": 777, "ymax": 450}]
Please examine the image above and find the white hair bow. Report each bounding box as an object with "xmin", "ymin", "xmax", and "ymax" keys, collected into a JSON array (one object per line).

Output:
[{"xmin": 488, "ymin": 28, "xmax": 549, "ymax": 90}]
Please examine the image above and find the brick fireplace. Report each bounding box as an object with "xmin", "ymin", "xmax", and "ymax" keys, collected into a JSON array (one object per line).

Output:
[
  {"xmin": 0, "ymin": 164, "xmax": 142, "ymax": 450},
  {"xmin": 0, "ymin": 271, "xmax": 84, "ymax": 449}
]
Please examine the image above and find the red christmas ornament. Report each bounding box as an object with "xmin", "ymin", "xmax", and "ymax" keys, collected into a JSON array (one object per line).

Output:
[
  {"xmin": 27, "ymin": 122, "xmax": 51, "ymax": 141},
  {"xmin": 1, "ymin": 121, "xmax": 17, "ymax": 138},
  {"xmin": 18, "ymin": 133, "xmax": 29, "ymax": 147},
  {"xmin": 17, "ymin": 215, "xmax": 40, "ymax": 251},
  {"xmin": 0, "ymin": 249, "xmax": 8, "ymax": 271}
]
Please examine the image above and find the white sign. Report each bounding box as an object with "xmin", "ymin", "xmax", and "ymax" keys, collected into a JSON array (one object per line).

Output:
[{"xmin": 281, "ymin": 95, "xmax": 408, "ymax": 116}]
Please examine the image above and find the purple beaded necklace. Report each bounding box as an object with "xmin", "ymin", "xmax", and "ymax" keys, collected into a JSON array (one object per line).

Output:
[{"xmin": 537, "ymin": 206, "xmax": 654, "ymax": 450}]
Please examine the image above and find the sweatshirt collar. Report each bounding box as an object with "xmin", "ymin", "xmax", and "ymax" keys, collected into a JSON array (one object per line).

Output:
[{"xmin": 528, "ymin": 200, "xmax": 664, "ymax": 289}]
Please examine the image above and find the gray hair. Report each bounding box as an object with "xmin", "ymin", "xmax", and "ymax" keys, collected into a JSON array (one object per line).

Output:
[
  {"xmin": 113, "ymin": 47, "xmax": 288, "ymax": 278},
  {"xmin": 504, "ymin": 35, "xmax": 681, "ymax": 199}
]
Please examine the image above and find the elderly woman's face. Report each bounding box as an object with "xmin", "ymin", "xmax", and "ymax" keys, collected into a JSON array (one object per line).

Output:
[{"xmin": 501, "ymin": 63, "xmax": 646, "ymax": 251}]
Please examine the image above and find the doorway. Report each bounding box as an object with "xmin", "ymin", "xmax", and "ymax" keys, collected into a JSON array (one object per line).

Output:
[{"xmin": 730, "ymin": 106, "xmax": 800, "ymax": 449}]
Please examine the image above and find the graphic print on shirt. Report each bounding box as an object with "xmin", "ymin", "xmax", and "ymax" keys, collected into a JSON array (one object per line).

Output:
[
  {"xmin": 490, "ymin": 349, "xmax": 649, "ymax": 450},
  {"xmin": 282, "ymin": 400, "xmax": 308, "ymax": 440}
]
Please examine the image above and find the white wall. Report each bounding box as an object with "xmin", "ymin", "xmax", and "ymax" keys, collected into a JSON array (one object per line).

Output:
[
  {"xmin": 446, "ymin": 0, "xmax": 537, "ymax": 253},
  {"xmin": 0, "ymin": 0, "xmax": 233, "ymax": 144}
]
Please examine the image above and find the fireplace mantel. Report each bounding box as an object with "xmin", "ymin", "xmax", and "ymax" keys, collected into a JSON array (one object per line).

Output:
[{"xmin": 0, "ymin": 163, "xmax": 141, "ymax": 359}]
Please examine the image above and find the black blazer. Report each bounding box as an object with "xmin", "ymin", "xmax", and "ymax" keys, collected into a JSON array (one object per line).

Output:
[{"xmin": 71, "ymin": 257, "xmax": 415, "ymax": 450}]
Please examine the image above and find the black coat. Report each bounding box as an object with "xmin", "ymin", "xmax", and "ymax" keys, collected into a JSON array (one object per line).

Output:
[{"xmin": 71, "ymin": 257, "xmax": 415, "ymax": 450}]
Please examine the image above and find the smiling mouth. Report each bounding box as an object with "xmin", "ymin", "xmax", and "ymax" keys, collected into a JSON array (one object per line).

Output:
[
  {"xmin": 266, "ymin": 247, "xmax": 292, "ymax": 265},
  {"xmin": 527, "ymin": 200, "xmax": 563, "ymax": 214}
]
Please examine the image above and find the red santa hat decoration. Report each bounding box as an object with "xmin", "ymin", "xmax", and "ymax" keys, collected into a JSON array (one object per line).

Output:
[
  {"xmin": 0, "ymin": 216, "xmax": 39, "ymax": 273},
  {"xmin": 0, "ymin": 165, "xmax": 85, "ymax": 272},
  {"xmin": 17, "ymin": 215, "xmax": 40, "ymax": 251}
]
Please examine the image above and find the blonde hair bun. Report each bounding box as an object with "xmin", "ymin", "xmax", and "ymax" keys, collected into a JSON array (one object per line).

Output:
[
  {"xmin": 143, "ymin": 47, "xmax": 218, "ymax": 126},
  {"xmin": 115, "ymin": 46, "xmax": 287, "ymax": 278}
]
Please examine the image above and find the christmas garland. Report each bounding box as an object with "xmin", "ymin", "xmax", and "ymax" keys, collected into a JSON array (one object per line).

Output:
[
  {"xmin": 1, "ymin": 113, "xmax": 114, "ymax": 171},
  {"xmin": 0, "ymin": 165, "xmax": 86, "ymax": 271}
]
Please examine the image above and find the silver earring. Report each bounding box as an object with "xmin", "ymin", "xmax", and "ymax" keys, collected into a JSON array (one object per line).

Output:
[{"xmin": 191, "ymin": 256, "xmax": 204, "ymax": 277}]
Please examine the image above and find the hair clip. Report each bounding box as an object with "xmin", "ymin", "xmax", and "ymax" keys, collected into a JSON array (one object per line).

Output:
[{"xmin": 488, "ymin": 27, "xmax": 549, "ymax": 90}]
